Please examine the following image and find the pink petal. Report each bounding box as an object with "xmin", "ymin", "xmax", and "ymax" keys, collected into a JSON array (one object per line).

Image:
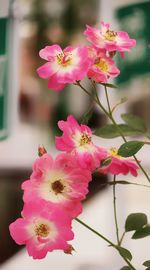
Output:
[{"xmin": 39, "ymin": 45, "xmax": 62, "ymax": 60}]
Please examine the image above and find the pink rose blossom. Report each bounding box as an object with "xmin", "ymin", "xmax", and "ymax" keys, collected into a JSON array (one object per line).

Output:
[
  {"xmin": 9, "ymin": 201, "xmax": 74, "ymax": 259},
  {"xmin": 87, "ymin": 48, "xmax": 120, "ymax": 83},
  {"xmin": 84, "ymin": 21, "xmax": 136, "ymax": 53},
  {"xmin": 22, "ymin": 153, "xmax": 91, "ymax": 217},
  {"xmin": 99, "ymin": 147, "xmax": 139, "ymax": 176},
  {"xmin": 55, "ymin": 115, "xmax": 107, "ymax": 170},
  {"xmin": 37, "ymin": 45, "xmax": 91, "ymax": 91}
]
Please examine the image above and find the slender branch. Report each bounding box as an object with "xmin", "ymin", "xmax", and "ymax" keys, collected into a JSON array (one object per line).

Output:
[
  {"xmin": 76, "ymin": 81, "xmax": 150, "ymax": 183},
  {"xmin": 75, "ymin": 217, "xmax": 113, "ymax": 246},
  {"xmin": 109, "ymin": 180, "xmax": 150, "ymax": 188},
  {"xmin": 80, "ymin": 102, "xmax": 94, "ymax": 124},
  {"xmin": 93, "ymin": 179, "xmax": 150, "ymax": 188},
  {"xmin": 75, "ymin": 218, "xmax": 136, "ymax": 270},
  {"xmin": 76, "ymin": 81, "xmax": 111, "ymax": 119},
  {"xmin": 75, "ymin": 81, "xmax": 95, "ymax": 101},
  {"xmin": 113, "ymin": 175, "xmax": 120, "ymax": 245},
  {"xmin": 104, "ymin": 84, "xmax": 112, "ymax": 115},
  {"xmin": 103, "ymin": 87, "xmax": 150, "ymax": 183},
  {"xmin": 119, "ymin": 231, "xmax": 126, "ymax": 246}
]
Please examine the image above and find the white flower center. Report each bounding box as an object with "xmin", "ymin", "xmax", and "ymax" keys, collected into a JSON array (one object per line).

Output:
[{"xmin": 40, "ymin": 171, "xmax": 70, "ymax": 203}]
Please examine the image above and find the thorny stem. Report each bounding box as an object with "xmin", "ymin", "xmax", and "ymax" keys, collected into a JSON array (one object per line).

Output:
[
  {"xmin": 113, "ymin": 175, "xmax": 120, "ymax": 245},
  {"xmin": 75, "ymin": 218, "xmax": 136, "ymax": 270},
  {"xmin": 76, "ymin": 81, "xmax": 150, "ymax": 183}
]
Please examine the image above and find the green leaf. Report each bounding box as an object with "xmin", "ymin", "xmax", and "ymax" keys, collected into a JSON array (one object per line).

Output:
[
  {"xmin": 117, "ymin": 246, "xmax": 132, "ymax": 261},
  {"xmin": 120, "ymin": 267, "xmax": 131, "ymax": 270},
  {"xmin": 122, "ymin": 113, "xmax": 147, "ymax": 132},
  {"xmin": 121, "ymin": 113, "xmax": 147, "ymax": 133},
  {"xmin": 118, "ymin": 141, "xmax": 144, "ymax": 157},
  {"xmin": 94, "ymin": 124, "xmax": 141, "ymax": 138},
  {"xmin": 125, "ymin": 213, "xmax": 147, "ymax": 232},
  {"xmin": 132, "ymin": 226, "xmax": 150, "ymax": 239},
  {"xmin": 143, "ymin": 261, "xmax": 150, "ymax": 267},
  {"xmin": 117, "ymin": 125, "xmax": 142, "ymax": 136},
  {"xmin": 94, "ymin": 124, "xmax": 119, "ymax": 138},
  {"xmin": 100, "ymin": 82, "xmax": 118, "ymax": 88},
  {"xmin": 145, "ymin": 268, "xmax": 150, "ymax": 270}
]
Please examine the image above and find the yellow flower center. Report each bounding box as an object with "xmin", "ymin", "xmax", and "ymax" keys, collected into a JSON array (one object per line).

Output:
[
  {"xmin": 56, "ymin": 52, "xmax": 72, "ymax": 66},
  {"xmin": 35, "ymin": 223, "xmax": 50, "ymax": 238},
  {"xmin": 95, "ymin": 59, "xmax": 109, "ymax": 72},
  {"xmin": 80, "ymin": 133, "xmax": 91, "ymax": 146},
  {"xmin": 109, "ymin": 147, "xmax": 119, "ymax": 156},
  {"xmin": 104, "ymin": 30, "xmax": 117, "ymax": 41},
  {"xmin": 51, "ymin": 180, "xmax": 64, "ymax": 195}
]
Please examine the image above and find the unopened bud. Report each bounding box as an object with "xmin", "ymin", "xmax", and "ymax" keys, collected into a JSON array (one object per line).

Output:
[
  {"xmin": 109, "ymin": 51, "xmax": 116, "ymax": 58},
  {"xmin": 64, "ymin": 245, "xmax": 75, "ymax": 255},
  {"xmin": 38, "ymin": 145, "xmax": 47, "ymax": 157}
]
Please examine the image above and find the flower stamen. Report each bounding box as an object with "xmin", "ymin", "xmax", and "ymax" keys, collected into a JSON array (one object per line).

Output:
[
  {"xmin": 51, "ymin": 180, "xmax": 64, "ymax": 195},
  {"xmin": 105, "ymin": 30, "xmax": 117, "ymax": 41},
  {"xmin": 35, "ymin": 223, "xmax": 50, "ymax": 237},
  {"xmin": 56, "ymin": 52, "xmax": 72, "ymax": 66},
  {"xmin": 109, "ymin": 147, "xmax": 118, "ymax": 156},
  {"xmin": 80, "ymin": 134, "xmax": 91, "ymax": 146},
  {"xmin": 95, "ymin": 59, "xmax": 109, "ymax": 72}
]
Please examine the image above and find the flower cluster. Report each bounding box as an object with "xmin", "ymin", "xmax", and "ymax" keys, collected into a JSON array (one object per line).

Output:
[
  {"xmin": 10, "ymin": 116, "xmax": 139, "ymax": 259},
  {"xmin": 37, "ymin": 21, "xmax": 136, "ymax": 90},
  {"xmin": 9, "ymin": 22, "xmax": 138, "ymax": 260}
]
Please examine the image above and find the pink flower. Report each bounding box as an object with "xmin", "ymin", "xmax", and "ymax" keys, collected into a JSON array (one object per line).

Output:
[
  {"xmin": 22, "ymin": 153, "xmax": 91, "ymax": 217},
  {"xmin": 9, "ymin": 201, "xmax": 74, "ymax": 259},
  {"xmin": 55, "ymin": 115, "xmax": 107, "ymax": 170},
  {"xmin": 37, "ymin": 45, "xmax": 91, "ymax": 91},
  {"xmin": 87, "ymin": 49, "xmax": 120, "ymax": 83},
  {"xmin": 99, "ymin": 147, "xmax": 139, "ymax": 176},
  {"xmin": 84, "ymin": 21, "xmax": 136, "ymax": 53}
]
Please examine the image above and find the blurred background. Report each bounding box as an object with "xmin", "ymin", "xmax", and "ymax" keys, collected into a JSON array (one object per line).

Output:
[{"xmin": 0, "ymin": 0, "xmax": 150, "ymax": 269}]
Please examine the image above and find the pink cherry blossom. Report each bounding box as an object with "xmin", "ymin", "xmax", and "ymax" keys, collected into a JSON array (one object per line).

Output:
[
  {"xmin": 55, "ymin": 115, "xmax": 107, "ymax": 170},
  {"xmin": 87, "ymin": 48, "xmax": 120, "ymax": 83},
  {"xmin": 22, "ymin": 153, "xmax": 91, "ymax": 217},
  {"xmin": 37, "ymin": 45, "xmax": 91, "ymax": 91},
  {"xmin": 99, "ymin": 147, "xmax": 139, "ymax": 176},
  {"xmin": 84, "ymin": 21, "xmax": 136, "ymax": 53},
  {"xmin": 9, "ymin": 201, "xmax": 74, "ymax": 259}
]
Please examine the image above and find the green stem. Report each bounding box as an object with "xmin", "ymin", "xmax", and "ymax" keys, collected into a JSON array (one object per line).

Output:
[
  {"xmin": 75, "ymin": 217, "xmax": 136, "ymax": 270},
  {"xmin": 104, "ymin": 86, "xmax": 150, "ymax": 183},
  {"xmin": 76, "ymin": 81, "xmax": 150, "ymax": 183},
  {"xmin": 75, "ymin": 217, "xmax": 113, "ymax": 246},
  {"xmin": 113, "ymin": 175, "xmax": 120, "ymax": 245},
  {"xmin": 93, "ymin": 179, "xmax": 150, "ymax": 188},
  {"xmin": 119, "ymin": 231, "xmax": 126, "ymax": 246},
  {"xmin": 109, "ymin": 180, "xmax": 150, "ymax": 188},
  {"xmin": 104, "ymin": 84, "xmax": 112, "ymax": 115}
]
